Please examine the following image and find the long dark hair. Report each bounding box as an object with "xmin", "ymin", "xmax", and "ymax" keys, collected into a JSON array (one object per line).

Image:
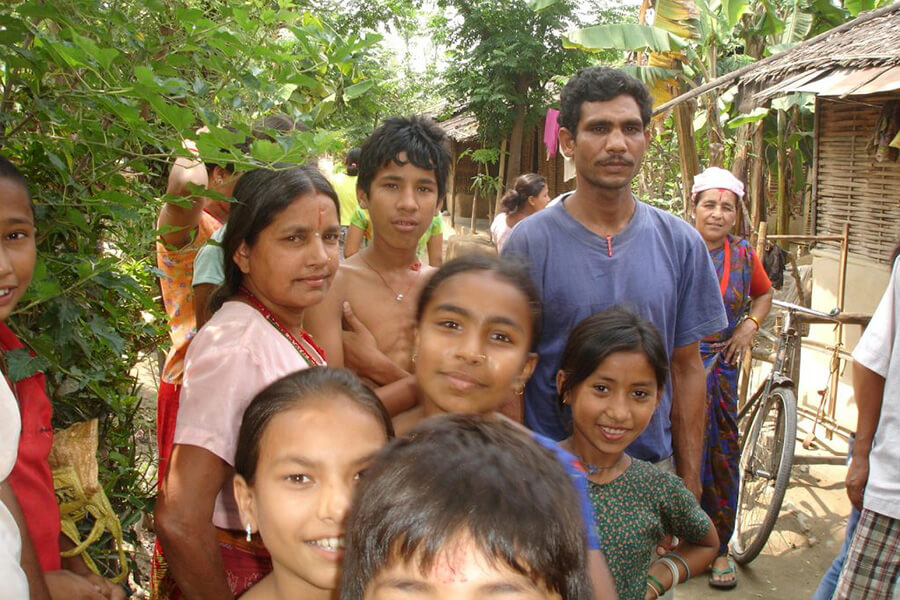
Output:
[
  {"xmin": 234, "ymin": 367, "xmax": 394, "ymax": 484},
  {"xmin": 500, "ymin": 173, "xmax": 546, "ymax": 215},
  {"xmin": 210, "ymin": 165, "xmax": 339, "ymax": 312}
]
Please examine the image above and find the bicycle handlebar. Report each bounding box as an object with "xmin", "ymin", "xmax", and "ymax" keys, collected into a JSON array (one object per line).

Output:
[{"xmin": 772, "ymin": 299, "xmax": 841, "ymax": 320}]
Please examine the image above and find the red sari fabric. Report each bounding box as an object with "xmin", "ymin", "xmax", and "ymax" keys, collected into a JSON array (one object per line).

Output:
[
  {"xmin": 155, "ymin": 380, "xmax": 181, "ymax": 488},
  {"xmin": 151, "ymin": 529, "xmax": 272, "ymax": 599},
  {"xmin": 1, "ymin": 322, "xmax": 62, "ymax": 572}
]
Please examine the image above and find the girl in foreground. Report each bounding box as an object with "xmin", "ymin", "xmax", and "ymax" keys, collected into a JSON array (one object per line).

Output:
[
  {"xmin": 155, "ymin": 166, "xmax": 339, "ymax": 599},
  {"xmin": 233, "ymin": 368, "xmax": 394, "ymax": 600},
  {"xmin": 390, "ymin": 254, "xmax": 618, "ymax": 599},
  {"xmin": 557, "ymin": 308, "xmax": 718, "ymax": 600}
]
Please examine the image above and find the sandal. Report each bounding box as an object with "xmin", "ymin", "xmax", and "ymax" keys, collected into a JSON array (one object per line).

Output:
[{"xmin": 708, "ymin": 556, "xmax": 738, "ymax": 590}]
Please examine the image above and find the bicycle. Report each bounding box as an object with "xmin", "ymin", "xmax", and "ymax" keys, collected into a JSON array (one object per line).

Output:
[{"xmin": 729, "ymin": 299, "xmax": 841, "ymax": 565}]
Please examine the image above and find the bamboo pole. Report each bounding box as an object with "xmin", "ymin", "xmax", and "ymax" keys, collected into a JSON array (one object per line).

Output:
[
  {"xmin": 740, "ymin": 220, "xmax": 769, "ymax": 409},
  {"xmin": 825, "ymin": 222, "xmax": 850, "ymax": 440}
]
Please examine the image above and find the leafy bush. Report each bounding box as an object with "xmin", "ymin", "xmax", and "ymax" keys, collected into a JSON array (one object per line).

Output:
[{"xmin": 0, "ymin": 0, "xmax": 379, "ymax": 579}]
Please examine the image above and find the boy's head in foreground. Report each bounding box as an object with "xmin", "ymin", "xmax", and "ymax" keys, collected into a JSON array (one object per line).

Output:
[{"xmin": 341, "ymin": 414, "xmax": 592, "ymax": 600}]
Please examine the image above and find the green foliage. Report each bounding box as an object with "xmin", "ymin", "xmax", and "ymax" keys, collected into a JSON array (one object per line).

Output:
[
  {"xmin": 436, "ymin": 0, "xmax": 591, "ymax": 144},
  {"xmin": 0, "ymin": 0, "xmax": 381, "ymax": 579},
  {"xmin": 845, "ymin": 0, "xmax": 893, "ymax": 17}
]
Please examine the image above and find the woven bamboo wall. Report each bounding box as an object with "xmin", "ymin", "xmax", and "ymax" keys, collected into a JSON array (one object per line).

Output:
[{"xmin": 815, "ymin": 93, "xmax": 900, "ymax": 264}]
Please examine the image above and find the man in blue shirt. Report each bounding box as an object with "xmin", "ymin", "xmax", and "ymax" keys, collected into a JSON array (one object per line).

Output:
[{"xmin": 502, "ymin": 67, "xmax": 726, "ymax": 497}]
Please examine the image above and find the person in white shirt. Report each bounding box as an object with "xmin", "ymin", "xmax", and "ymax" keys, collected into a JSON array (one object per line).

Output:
[
  {"xmin": 834, "ymin": 245, "xmax": 900, "ymax": 600},
  {"xmin": 490, "ymin": 173, "xmax": 549, "ymax": 252}
]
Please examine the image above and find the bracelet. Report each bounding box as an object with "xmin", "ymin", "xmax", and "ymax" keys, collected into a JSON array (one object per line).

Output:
[
  {"xmin": 663, "ymin": 552, "xmax": 691, "ymax": 580},
  {"xmin": 744, "ymin": 314, "xmax": 761, "ymax": 330},
  {"xmin": 659, "ymin": 557, "xmax": 681, "ymax": 589},
  {"xmin": 646, "ymin": 582, "xmax": 661, "ymax": 600},
  {"xmin": 646, "ymin": 573, "xmax": 666, "ymax": 598}
]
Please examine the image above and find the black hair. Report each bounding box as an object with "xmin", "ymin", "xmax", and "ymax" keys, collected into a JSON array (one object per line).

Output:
[
  {"xmin": 416, "ymin": 254, "xmax": 542, "ymax": 350},
  {"xmin": 340, "ymin": 414, "xmax": 592, "ymax": 600},
  {"xmin": 345, "ymin": 147, "xmax": 361, "ymax": 177},
  {"xmin": 356, "ymin": 115, "xmax": 451, "ymax": 201},
  {"xmin": 500, "ymin": 173, "xmax": 547, "ymax": 215},
  {"xmin": 210, "ymin": 165, "xmax": 339, "ymax": 312},
  {"xmin": 234, "ymin": 367, "xmax": 394, "ymax": 484},
  {"xmin": 891, "ymin": 239, "xmax": 900, "ymax": 267},
  {"xmin": 559, "ymin": 66, "xmax": 653, "ymax": 135},
  {"xmin": 558, "ymin": 307, "xmax": 668, "ymax": 403},
  {"xmin": 0, "ymin": 155, "xmax": 34, "ymax": 216}
]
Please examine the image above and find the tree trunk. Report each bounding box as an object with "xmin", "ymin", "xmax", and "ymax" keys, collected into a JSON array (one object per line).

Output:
[
  {"xmin": 448, "ymin": 147, "xmax": 457, "ymax": 230},
  {"xmin": 731, "ymin": 117, "xmax": 756, "ymax": 235},
  {"xmin": 673, "ymin": 102, "xmax": 700, "ymax": 220},
  {"xmin": 504, "ymin": 75, "xmax": 531, "ymax": 188},
  {"xmin": 749, "ymin": 122, "xmax": 766, "ymax": 230},
  {"xmin": 493, "ymin": 138, "xmax": 508, "ymax": 216},
  {"xmin": 705, "ymin": 44, "xmax": 725, "ymax": 167},
  {"xmin": 471, "ymin": 162, "xmax": 480, "ymax": 234}
]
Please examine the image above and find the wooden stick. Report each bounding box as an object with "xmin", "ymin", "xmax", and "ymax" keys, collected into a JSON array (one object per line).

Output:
[{"xmin": 827, "ymin": 221, "xmax": 850, "ymax": 440}]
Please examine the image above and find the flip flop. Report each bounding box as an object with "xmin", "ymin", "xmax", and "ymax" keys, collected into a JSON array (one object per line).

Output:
[{"xmin": 708, "ymin": 557, "xmax": 738, "ymax": 590}]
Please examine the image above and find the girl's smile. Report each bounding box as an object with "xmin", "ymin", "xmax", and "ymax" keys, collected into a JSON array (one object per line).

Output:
[{"xmin": 563, "ymin": 351, "xmax": 660, "ymax": 471}]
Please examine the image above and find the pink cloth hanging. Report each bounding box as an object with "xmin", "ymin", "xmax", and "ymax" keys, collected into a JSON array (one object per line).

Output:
[{"xmin": 544, "ymin": 109, "xmax": 560, "ymax": 160}]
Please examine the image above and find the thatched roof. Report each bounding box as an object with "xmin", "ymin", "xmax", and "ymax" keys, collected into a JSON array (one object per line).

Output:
[
  {"xmin": 440, "ymin": 112, "xmax": 479, "ymax": 142},
  {"xmin": 655, "ymin": 1, "xmax": 900, "ymax": 114}
]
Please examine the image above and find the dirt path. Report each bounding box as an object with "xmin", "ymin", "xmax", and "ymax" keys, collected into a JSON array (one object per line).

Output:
[{"xmin": 678, "ymin": 419, "xmax": 851, "ymax": 599}]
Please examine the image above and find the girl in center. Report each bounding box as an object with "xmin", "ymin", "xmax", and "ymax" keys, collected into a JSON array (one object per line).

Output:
[
  {"xmin": 233, "ymin": 368, "xmax": 394, "ymax": 600},
  {"xmin": 155, "ymin": 165, "xmax": 341, "ymax": 600},
  {"xmin": 391, "ymin": 253, "xmax": 618, "ymax": 599},
  {"xmin": 557, "ymin": 308, "xmax": 719, "ymax": 600}
]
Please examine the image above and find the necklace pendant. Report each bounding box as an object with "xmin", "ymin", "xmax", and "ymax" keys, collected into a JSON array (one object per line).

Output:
[{"xmin": 396, "ymin": 293, "xmax": 403, "ymax": 302}]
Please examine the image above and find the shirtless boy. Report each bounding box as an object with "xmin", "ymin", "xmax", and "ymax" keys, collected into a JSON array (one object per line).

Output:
[{"xmin": 305, "ymin": 116, "xmax": 451, "ymax": 414}]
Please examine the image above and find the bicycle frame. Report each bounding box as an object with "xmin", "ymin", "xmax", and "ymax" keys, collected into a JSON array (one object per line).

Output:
[{"xmin": 738, "ymin": 300, "xmax": 840, "ymax": 423}]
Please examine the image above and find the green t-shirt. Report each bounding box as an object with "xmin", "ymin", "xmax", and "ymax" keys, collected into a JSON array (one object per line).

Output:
[
  {"xmin": 588, "ymin": 459, "xmax": 711, "ymax": 600},
  {"xmin": 192, "ymin": 224, "xmax": 227, "ymax": 288},
  {"xmin": 331, "ymin": 172, "xmax": 358, "ymax": 226}
]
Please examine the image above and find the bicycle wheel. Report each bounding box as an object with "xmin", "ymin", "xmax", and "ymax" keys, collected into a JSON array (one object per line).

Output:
[{"xmin": 730, "ymin": 385, "xmax": 798, "ymax": 565}]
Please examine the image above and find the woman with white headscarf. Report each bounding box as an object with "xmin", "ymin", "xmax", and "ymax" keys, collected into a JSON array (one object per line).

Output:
[{"xmin": 691, "ymin": 167, "xmax": 774, "ymax": 590}]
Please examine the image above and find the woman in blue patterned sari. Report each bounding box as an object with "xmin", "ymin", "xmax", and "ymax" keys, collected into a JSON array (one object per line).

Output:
[{"xmin": 692, "ymin": 168, "xmax": 774, "ymax": 590}]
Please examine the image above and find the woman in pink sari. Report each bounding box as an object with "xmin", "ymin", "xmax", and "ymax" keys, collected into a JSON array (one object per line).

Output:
[{"xmin": 154, "ymin": 165, "xmax": 340, "ymax": 599}]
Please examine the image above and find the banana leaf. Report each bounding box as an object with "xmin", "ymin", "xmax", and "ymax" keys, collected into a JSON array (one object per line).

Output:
[{"xmin": 563, "ymin": 23, "xmax": 689, "ymax": 53}]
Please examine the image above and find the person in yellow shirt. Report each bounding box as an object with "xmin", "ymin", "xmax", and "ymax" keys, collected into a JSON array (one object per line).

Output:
[{"xmin": 332, "ymin": 147, "xmax": 361, "ymax": 256}]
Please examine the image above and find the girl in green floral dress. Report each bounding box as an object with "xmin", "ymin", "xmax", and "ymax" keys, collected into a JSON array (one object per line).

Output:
[{"xmin": 557, "ymin": 307, "xmax": 719, "ymax": 600}]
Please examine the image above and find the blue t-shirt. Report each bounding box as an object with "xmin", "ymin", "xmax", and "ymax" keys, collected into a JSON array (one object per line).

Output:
[
  {"xmin": 532, "ymin": 432, "xmax": 602, "ymax": 551},
  {"xmin": 503, "ymin": 197, "xmax": 727, "ymax": 461}
]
